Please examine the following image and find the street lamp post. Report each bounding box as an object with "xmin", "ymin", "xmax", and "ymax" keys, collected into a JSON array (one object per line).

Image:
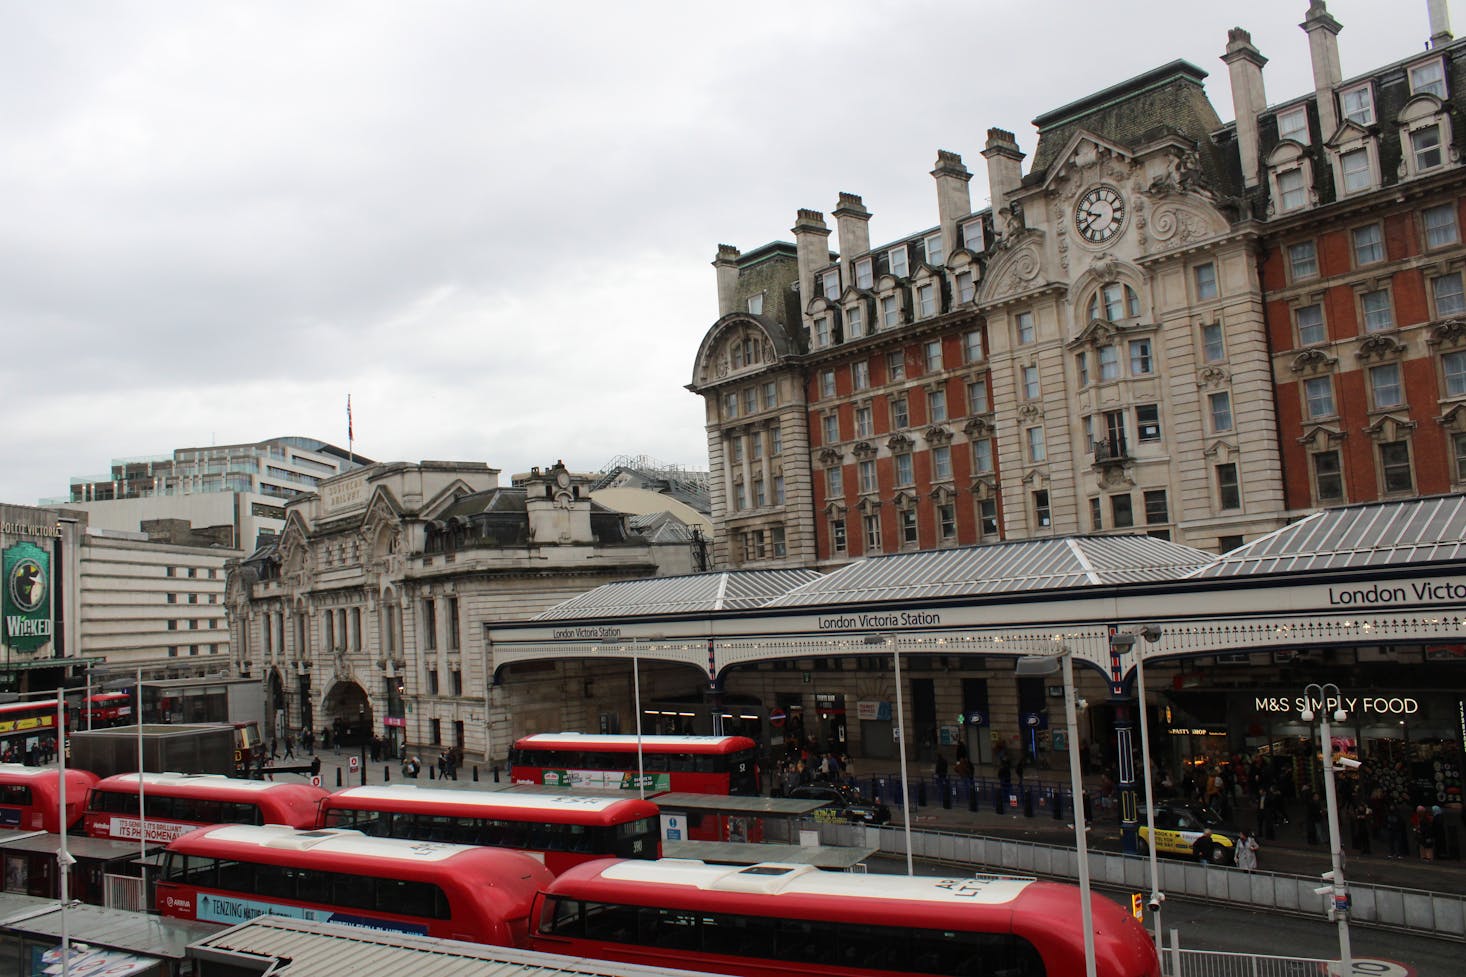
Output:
[
  {"xmin": 866, "ymin": 633, "xmax": 913, "ymax": 876},
  {"xmin": 1116, "ymin": 624, "xmax": 1166, "ymax": 951},
  {"xmin": 1302, "ymin": 682, "xmax": 1353, "ymax": 977},
  {"xmin": 1017, "ymin": 646, "xmax": 1095, "ymax": 977}
]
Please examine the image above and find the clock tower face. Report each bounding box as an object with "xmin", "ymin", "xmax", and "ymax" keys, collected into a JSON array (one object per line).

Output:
[{"xmin": 1075, "ymin": 184, "xmax": 1127, "ymax": 244}]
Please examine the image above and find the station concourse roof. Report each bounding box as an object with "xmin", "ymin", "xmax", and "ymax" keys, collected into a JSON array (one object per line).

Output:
[
  {"xmin": 1192, "ymin": 494, "xmax": 1466, "ymax": 579},
  {"xmin": 534, "ymin": 568, "xmax": 822, "ymax": 619}
]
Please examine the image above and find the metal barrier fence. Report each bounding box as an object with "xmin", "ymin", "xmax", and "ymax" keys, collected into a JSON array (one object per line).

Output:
[
  {"xmin": 766, "ymin": 819, "xmax": 1466, "ymax": 940},
  {"xmin": 1166, "ymin": 946, "xmax": 1331, "ymax": 977},
  {"xmin": 102, "ymin": 873, "xmax": 146, "ymax": 912}
]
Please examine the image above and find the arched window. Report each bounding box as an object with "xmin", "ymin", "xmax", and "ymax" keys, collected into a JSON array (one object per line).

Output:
[{"xmin": 1088, "ymin": 282, "xmax": 1140, "ymax": 322}]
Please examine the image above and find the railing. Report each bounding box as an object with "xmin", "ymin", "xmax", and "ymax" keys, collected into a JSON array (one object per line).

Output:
[
  {"xmin": 102, "ymin": 873, "xmax": 146, "ymax": 912},
  {"xmin": 1093, "ymin": 434, "xmax": 1131, "ymax": 463},
  {"xmin": 767, "ymin": 819, "xmax": 1466, "ymax": 940},
  {"xmin": 1165, "ymin": 945, "xmax": 1331, "ymax": 977}
]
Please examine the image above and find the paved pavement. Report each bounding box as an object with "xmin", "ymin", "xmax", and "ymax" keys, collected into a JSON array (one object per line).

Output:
[{"xmin": 283, "ymin": 749, "xmax": 1466, "ymax": 894}]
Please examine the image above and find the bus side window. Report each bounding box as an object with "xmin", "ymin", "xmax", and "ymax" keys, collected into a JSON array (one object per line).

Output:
[
  {"xmin": 582, "ymin": 899, "xmax": 637, "ymax": 943},
  {"xmin": 254, "ymin": 863, "xmax": 293, "ymax": 900},
  {"xmin": 215, "ymin": 858, "xmax": 252, "ymax": 892},
  {"xmin": 331, "ymin": 872, "xmax": 374, "ymax": 912},
  {"xmin": 292, "ymin": 865, "xmax": 330, "ymax": 904},
  {"xmin": 544, "ymin": 896, "xmax": 583, "ymax": 936}
]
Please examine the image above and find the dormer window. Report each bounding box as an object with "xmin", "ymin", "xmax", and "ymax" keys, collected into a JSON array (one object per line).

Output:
[
  {"xmin": 820, "ymin": 268, "xmax": 840, "ymax": 301},
  {"xmin": 888, "ymin": 246, "xmax": 909, "ymax": 279},
  {"xmin": 1277, "ymin": 106, "xmax": 1309, "ymax": 144},
  {"xmin": 1340, "ymin": 85, "xmax": 1374, "ymax": 126},
  {"xmin": 813, "ymin": 314, "xmax": 833, "ymax": 348},
  {"xmin": 924, "ymin": 232, "xmax": 944, "ymax": 267},
  {"xmin": 1277, "ymin": 168, "xmax": 1307, "ymax": 211},
  {"xmin": 955, "ymin": 268, "xmax": 975, "ymax": 304},
  {"xmin": 916, "ymin": 282, "xmax": 937, "ymax": 319},
  {"xmin": 746, "ymin": 293, "xmax": 764, "ymax": 315},
  {"xmin": 1088, "ymin": 282, "xmax": 1140, "ymax": 321},
  {"xmin": 1339, "ymin": 148, "xmax": 1372, "ymax": 194},
  {"xmin": 961, "ymin": 218, "xmax": 985, "ymax": 253},
  {"xmin": 854, "ymin": 257, "xmax": 874, "ymax": 290},
  {"xmin": 1411, "ymin": 58, "xmax": 1447, "ymax": 99},
  {"xmin": 880, "ymin": 293, "xmax": 901, "ymax": 329},
  {"xmin": 1412, "ymin": 125, "xmax": 1444, "ymax": 172},
  {"xmin": 846, "ymin": 302, "xmax": 865, "ymax": 339}
]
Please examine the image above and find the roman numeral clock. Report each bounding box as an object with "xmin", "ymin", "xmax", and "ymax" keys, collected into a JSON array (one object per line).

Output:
[{"xmin": 1075, "ymin": 184, "xmax": 1126, "ymax": 244}]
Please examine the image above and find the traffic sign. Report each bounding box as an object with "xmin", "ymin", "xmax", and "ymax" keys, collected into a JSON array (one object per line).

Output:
[
  {"xmin": 769, "ymin": 709, "xmax": 786, "ymax": 727},
  {"xmin": 348, "ymin": 756, "xmax": 359, "ymax": 771},
  {"xmin": 1344, "ymin": 961, "xmax": 1412, "ymax": 977},
  {"xmin": 1129, "ymin": 893, "xmax": 1143, "ymax": 920},
  {"xmin": 310, "ymin": 776, "xmax": 322, "ymax": 787}
]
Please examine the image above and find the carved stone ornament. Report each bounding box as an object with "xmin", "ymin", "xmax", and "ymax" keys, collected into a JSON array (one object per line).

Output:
[
  {"xmin": 1355, "ymin": 333, "xmax": 1406, "ymax": 362},
  {"xmin": 963, "ymin": 416, "xmax": 995, "ymax": 438},
  {"xmin": 1017, "ymin": 402, "xmax": 1042, "ymax": 421},
  {"xmin": 970, "ymin": 477, "xmax": 998, "ymax": 501},
  {"xmin": 824, "ymin": 498, "xmax": 848, "ymax": 515},
  {"xmin": 1096, "ymin": 463, "xmax": 1134, "ymax": 489},
  {"xmin": 929, "ymin": 484, "xmax": 957, "ymax": 503},
  {"xmin": 852, "ymin": 440, "xmax": 878, "ymax": 459},
  {"xmin": 1289, "ymin": 348, "xmax": 1338, "ymax": 375},
  {"xmin": 924, "ymin": 425, "xmax": 955, "ymax": 445},
  {"xmin": 887, "ymin": 433, "xmax": 915, "ymax": 451},
  {"xmin": 817, "ymin": 447, "xmax": 843, "ymax": 466},
  {"xmin": 891, "ymin": 490, "xmax": 917, "ymax": 509},
  {"xmin": 1088, "ymin": 256, "xmax": 1122, "ymax": 283},
  {"xmin": 1197, "ymin": 366, "xmax": 1229, "ymax": 388},
  {"xmin": 1428, "ymin": 319, "xmax": 1466, "ymax": 348},
  {"xmin": 1149, "ymin": 205, "xmax": 1210, "ymax": 247},
  {"xmin": 992, "ymin": 242, "xmax": 1043, "ymax": 298},
  {"xmin": 1437, "ymin": 403, "xmax": 1466, "ymax": 432},
  {"xmin": 856, "ymin": 496, "xmax": 882, "ymax": 514}
]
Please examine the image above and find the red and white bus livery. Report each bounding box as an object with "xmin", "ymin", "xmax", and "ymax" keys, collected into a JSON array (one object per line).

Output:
[
  {"xmin": 83, "ymin": 773, "xmax": 326, "ymax": 843},
  {"xmin": 532, "ymin": 859, "xmax": 1160, "ymax": 977},
  {"xmin": 319, "ymin": 785, "xmax": 660, "ymax": 874},
  {"xmin": 510, "ymin": 733, "xmax": 758, "ymax": 795},
  {"xmin": 0, "ymin": 764, "xmax": 98, "ymax": 832},
  {"xmin": 157, "ymin": 824, "xmax": 554, "ymax": 945}
]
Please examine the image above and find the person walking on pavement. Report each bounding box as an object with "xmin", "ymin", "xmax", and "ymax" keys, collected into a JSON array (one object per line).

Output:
[
  {"xmin": 284, "ymin": 734, "xmax": 296, "ymax": 760},
  {"xmin": 1191, "ymin": 827, "xmax": 1219, "ymax": 864},
  {"xmin": 270, "ymin": 737, "xmax": 279, "ymax": 760},
  {"xmin": 1234, "ymin": 830, "xmax": 1260, "ymax": 871}
]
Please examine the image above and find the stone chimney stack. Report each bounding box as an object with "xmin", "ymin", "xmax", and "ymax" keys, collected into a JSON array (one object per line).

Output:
[
  {"xmin": 791, "ymin": 209, "xmax": 831, "ymax": 319},
  {"xmin": 832, "ymin": 193, "xmax": 872, "ymax": 285},
  {"xmin": 931, "ymin": 151, "xmax": 973, "ymax": 263},
  {"xmin": 1301, "ymin": 1, "xmax": 1343, "ymax": 138},
  {"xmin": 713, "ymin": 244, "xmax": 741, "ymax": 316},
  {"xmin": 1222, "ymin": 27, "xmax": 1270, "ymax": 189},
  {"xmin": 981, "ymin": 129, "xmax": 1025, "ymax": 218},
  {"xmin": 1429, "ymin": 0, "xmax": 1454, "ymax": 47}
]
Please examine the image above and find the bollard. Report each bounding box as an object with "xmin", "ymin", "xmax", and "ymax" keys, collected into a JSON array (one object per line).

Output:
[
  {"xmin": 1083, "ymin": 789, "xmax": 1093, "ymax": 822},
  {"xmin": 384, "ymin": 766, "xmax": 390, "ymax": 782},
  {"xmin": 941, "ymin": 778, "xmax": 951, "ymax": 809},
  {"xmin": 493, "ymin": 766, "xmax": 500, "ymax": 783},
  {"xmin": 336, "ymin": 768, "xmax": 342, "ymax": 788},
  {"xmin": 473, "ymin": 765, "xmax": 479, "ymax": 782},
  {"xmin": 1053, "ymin": 787, "xmax": 1063, "ymax": 820},
  {"xmin": 428, "ymin": 765, "xmax": 435, "ymax": 780},
  {"xmin": 993, "ymin": 785, "xmax": 1003, "ymax": 815},
  {"xmin": 1023, "ymin": 787, "xmax": 1034, "ymax": 818}
]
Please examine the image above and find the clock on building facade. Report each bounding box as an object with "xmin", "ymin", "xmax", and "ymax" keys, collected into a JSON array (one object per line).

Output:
[{"xmin": 1075, "ymin": 184, "xmax": 1127, "ymax": 244}]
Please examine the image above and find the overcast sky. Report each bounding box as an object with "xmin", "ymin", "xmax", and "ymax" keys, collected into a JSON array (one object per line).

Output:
[{"xmin": 1, "ymin": 1, "xmax": 1443, "ymax": 505}]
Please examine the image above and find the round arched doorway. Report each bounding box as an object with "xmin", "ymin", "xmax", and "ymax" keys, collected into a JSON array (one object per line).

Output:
[{"xmin": 320, "ymin": 680, "xmax": 372, "ymax": 747}]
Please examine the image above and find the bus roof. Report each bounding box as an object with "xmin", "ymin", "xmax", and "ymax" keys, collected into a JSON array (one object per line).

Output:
[
  {"xmin": 514, "ymin": 733, "xmax": 756, "ymax": 753},
  {"xmin": 94, "ymin": 773, "xmax": 320, "ymax": 796},
  {"xmin": 175, "ymin": 824, "xmax": 507, "ymax": 864},
  {"xmin": 596, "ymin": 860, "xmax": 1036, "ymax": 906},
  {"xmin": 326, "ymin": 785, "xmax": 658, "ymax": 820},
  {"xmin": 0, "ymin": 699, "xmax": 58, "ymax": 716}
]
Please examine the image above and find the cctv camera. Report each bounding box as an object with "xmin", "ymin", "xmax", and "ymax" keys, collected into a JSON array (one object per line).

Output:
[
  {"xmin": 1147, "ymin": 894, "xmax": 1165, "ymax": 912},
  {"xmin": 1139, "ymin": 624, "xmax": 1162, "ymax": 644},
  {"xmin": 1334, "ymin": 757, "xmax": 1361, "ymax": 771}
]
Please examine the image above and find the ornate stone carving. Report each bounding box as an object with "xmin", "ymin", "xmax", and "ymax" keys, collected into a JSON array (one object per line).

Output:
[
  {"xmin": 1289, "ymin": 348, "xmax": 1338, "ymax": 375},
  {"xmin": 1428, "ymin": 319, "xmax": 1466, "ymax": 348},
  {"xmin": 1017, "ymin": 402, "xmax": 1042, "ymax": 421},
  {"xmin": 1355, "ymin": 333, "xmax": 1406, "ymax": 362},
  {"xmin": 970, "ymin": 477, "xmax": 998, "ymax": 501},
  {"xmin": 1362, "ymin": 414, "xmax": 1417, "ymax": 442},
  {"xmin": 1297, "ymin": 426, "xmax": 1346, "ymax": 449},
  {"xmin": 1149, "ymin": 205, "xmax": 1208, "ymax": 246},
  {"xmin": 887, "ymin": 433, "xmax": 915, "ymax": 451},
  {"xmin": 817, "ymin": 447, "xmax": 843, "ymax": 466},
  {"xmin": 852, "ymin": 440, "xmax": 878, "ymax": 459},
  {"xmin": 991, "ymin": 242, "xmax": 1043, "ymax": 299},
  {"xmin": 924, "ymin": 425, "xmax": 954, "ymax": 445},
  {"xmin": 1197, "ymin": 366, "xmax": 1229, "ymax": 388},
  {"xmin": 1096, "ymin": 463, "xmax": 1134, "ymax": 489},
  {"xmin": 963, "ymin": 416, "xmax": 995, "ymax": 438}
]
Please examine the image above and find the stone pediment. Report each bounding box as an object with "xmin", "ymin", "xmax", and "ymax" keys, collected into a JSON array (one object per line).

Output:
[
  {"xmin": 1438, "ymin": 403, "xmax": 1466, "ymax": 432},
  {"xmin": 824, "ymin": 498, "xmax": 848, "ymax": 515},
  {"xmin": 887, "ymin": 433, "xmax": 915, "ymax": 452},
  {"xmin": 1067, "ymin": 317, "xmax": 1120, "ymax": 350},
  {"xmin": 817, "ymin": 447, "xmax": 843, "ymax": 466},
  {"xmin": 929, "ymin": 484, "xmax": 957, "ymax": 503},
  {"xmin": 1324, "ymin": 119, "xmax": 1373, "ymax": 150},
  {"xmin": 891, "ymin": 490, "xmax": 918, "ymax": 508},
  {"xmin": 1363, "ymin": 413, "xmax": 1417, "ymax": 441},
  {"xmin": 1298, "ymin": 425, "xmax": 1346, "ymax": 450},
  {"xmin": 1203, "ymin": 439, "xmax": 1237, "ymax": 462},
  {"xmin": 855, "ymin": 496, "xmax": 882, "ymax": 514},
  {"xmin": 924, "ymin": 425, "xmax": 955, "ymax": 445},
  {"xmin": 970, "ymin": 477, "xmax": 998, "ymax": 500},
  {"xmin": 852, "ymin": 440, "xmax": 879, "ymax": 459}
]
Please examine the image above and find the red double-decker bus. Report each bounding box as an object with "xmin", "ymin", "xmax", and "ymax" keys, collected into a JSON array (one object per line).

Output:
[
  {"xmin": 532, "ymin": 859, "xmax": 1160, "ymax": 977},
  {"xmin": 319, "ymin": 785, "xmax": 660, "ymax": 875},
  {"xmin": 81, "ymin": 692, "xmax": 133, "ymax": 728},
  {"xmin": 83, "ymin": 773, "xmax": 326, "ymax": 843},
  {"xmin": 157, "ymin": 824, "xmax": 554, "ymax": 944},
  {"xmin": 0, "ymin": 764, "xmax": 98, "ymax": 833},
  {"xmin": 0, "ymin": 699, "xmax": 63, "ymax": 759},
  {"xmin": 509, "ymin": 734, "xmax": 758, "ymax": 795}
]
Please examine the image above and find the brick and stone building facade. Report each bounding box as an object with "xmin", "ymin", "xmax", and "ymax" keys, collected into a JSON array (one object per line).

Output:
[{"xmin": 691, "ymin": 1, "xmax": 1466, "ymax": 568}]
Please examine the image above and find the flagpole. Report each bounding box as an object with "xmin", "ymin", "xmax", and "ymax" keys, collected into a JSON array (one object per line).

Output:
[{"xmin": 347, "ymin": 394, "xmax": 354, "ymax": 464}]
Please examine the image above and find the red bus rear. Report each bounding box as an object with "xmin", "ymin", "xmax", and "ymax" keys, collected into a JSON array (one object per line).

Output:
[
  {"xmin": 531, "ymin": 859, "xmax": 1159, "ymax": 977},
  {"xmin": 0, "ymin": 764, "xmax": 98, "ymax": 833},
  {"xmin": 83, "ymin": 772, "xmax": 326, "ymax": 843},
  {"xmin": 0, "ymin": 699, "xmax": 63, "ymax": 761},
  {"xmin": 509, "ymin": 733, "xmax": 758, "ymax": 795},
  {"xmin": 157, "ymin": 824, "xmax": 554, "ymax": 945},
  {"xmin": 319, "ymin": 785, "xmax": 660, "ymax": 875},
  {"xmin": 82, "ymin": 693, "xmax": 133, "ymax": 728}
]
